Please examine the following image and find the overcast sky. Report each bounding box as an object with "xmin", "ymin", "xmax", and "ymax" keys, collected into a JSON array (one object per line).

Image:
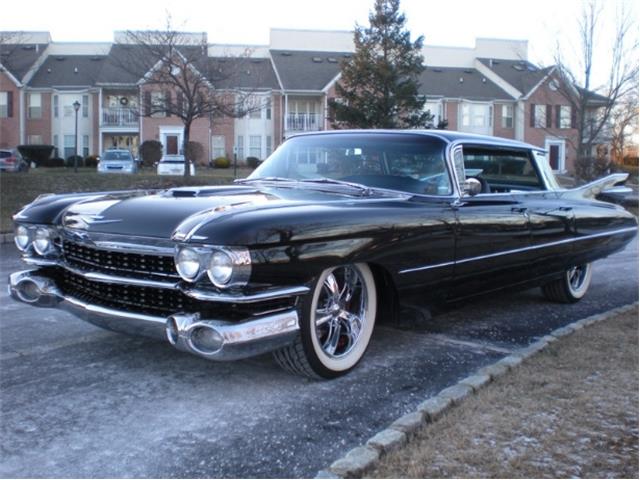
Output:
[{"xmin": 1, "ymin": 0, "xmax": 635, "ymax": 88}]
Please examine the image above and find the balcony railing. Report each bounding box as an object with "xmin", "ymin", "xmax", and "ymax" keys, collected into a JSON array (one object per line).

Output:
[
  {"xmin": 286, "ymin": 113, "xmax": 321, "ymax": 132},
  {"xmin": 102, "ymin": 107, "xmax": 138, "ymax": 127}
]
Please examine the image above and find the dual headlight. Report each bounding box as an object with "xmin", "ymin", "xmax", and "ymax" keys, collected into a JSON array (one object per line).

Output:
[
  {"xmin": 15, "ymin": 225, "xmax": 58, "ymax": 256},
  {"xmin": 175, "ymin": 246, "xmax": 251, "ymax": 288}
]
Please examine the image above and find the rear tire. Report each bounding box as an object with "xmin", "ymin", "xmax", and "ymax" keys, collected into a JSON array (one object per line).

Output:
[
  {"xmin": 274, "ymin": 263, "xmax": 377, "ymax": 379},
  {"xmin": 542, "ymin": 263, "xmax": 593, "ymax": 303}
]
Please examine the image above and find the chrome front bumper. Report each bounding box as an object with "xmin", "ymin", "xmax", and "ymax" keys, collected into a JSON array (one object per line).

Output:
[{"xmin": 8, "ymin": 270, "xmax": 301, "ymax": 361}]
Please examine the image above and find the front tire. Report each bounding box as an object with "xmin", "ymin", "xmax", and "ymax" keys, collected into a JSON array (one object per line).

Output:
[
  {"xmin": 542, "ymin": 263, "xmax": 593, "ymax": 303},
  {"xmin": 274, "ymin": 263, "xmax": 377, "ymax": 379}
]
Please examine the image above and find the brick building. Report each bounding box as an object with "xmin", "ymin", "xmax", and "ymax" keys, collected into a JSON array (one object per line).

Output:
[{"xmin": 0, "ymin": 29, "xmax": 611, "ymax": 172}]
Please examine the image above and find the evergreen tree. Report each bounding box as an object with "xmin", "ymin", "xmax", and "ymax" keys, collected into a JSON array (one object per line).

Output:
[{"xmin": 330, "ymin": 0, "xmax": 431, "ymax": 129}]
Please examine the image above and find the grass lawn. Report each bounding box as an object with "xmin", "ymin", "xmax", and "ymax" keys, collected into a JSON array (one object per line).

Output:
[
  {"xmin": 0, "ymin": 167, "xmax": 253, "ymax": 232},
  {"xmin": 369, "ymin": 310, "xmax": 639, "ymax": 478}
]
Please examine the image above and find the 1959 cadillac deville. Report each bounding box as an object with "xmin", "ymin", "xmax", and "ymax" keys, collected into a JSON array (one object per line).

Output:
[{"xmin": 8, "ymin": 130, "xmax": 638, "ymax": 378}]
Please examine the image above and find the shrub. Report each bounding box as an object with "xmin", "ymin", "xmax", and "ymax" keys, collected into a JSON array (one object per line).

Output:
[
  {"xmin": 246, "ymin": 156, "xmax": 261, "ymax": 169},
  {"xmin": 84, "ymin": 155, "xmax": 99, "ymax": 168},
  {"xmin": 213, "ymin": 156, "xmax": 230, "ymax": 168},
  {"xmin": 42, "ymin": 157, "xmax": 64, "ymax": 168},
  {"xmin": 65, "ymin": 155, "xmax": 84, "ymax": 168},
  {"xmin": 139, "ymin": 140, "xmax": 163, "ymax": 167},
  {"xmin": 17, "ymin": 145, "xmax": 55, "ymax": 167},
  {"xmin": 185, "ymin": 141, "xmax": 205, "ymax": 165}
]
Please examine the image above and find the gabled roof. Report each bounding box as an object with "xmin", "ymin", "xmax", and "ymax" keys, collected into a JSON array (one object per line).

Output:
[
  {"xmin": 0, "ymin": 43, "xmax": 48, "ymax": 83},
  {"xmin": 96, "ymin": 44, "xmax": 155, "ymax": 85},
  {"xmin": 419, "ymin": 67, "xmax": 512, "ymax": 101},
  {"xmin": 29, "ymin": 55, "xmax": 107, "ymax": 88},
  {"xmin": 207, "ymin": 57, "xmax": 280, "ymax": 90},
  {"xmin": 270, "ymin": 49, "xmax": 348, "ymax": 91},
  {"xmin": 577, "ymin": 87, "xmax": 610, "ymax": 105},
  {"xmin": 478, "ymin": 58, "xmax": 553, "ymax": 96}
]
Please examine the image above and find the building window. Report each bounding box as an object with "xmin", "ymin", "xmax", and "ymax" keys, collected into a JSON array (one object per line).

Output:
[
  {"xmin": 83, "ymin": 135, "xmax": 89, "ymax": 157},
  {"xmin": 28, "ymin": 93, "xmax": 42, "ymax": 119},
  {"xmin": 212, "ymin": 135, "xmax": 225, "ymax": 158},
  {"xmin": 266, "ymin": 98, "xmax": 272, "ymax": 120},
  {"xmin": 64, "ymin": 135, "xmax": 75, "ymax": 159},
  {"xmin": 266, "ymin": 135, "xmax": 272, "ymax": 157},
  {"xmin": 236, "ymin": 135, "xmax": 244, "ymax": 160},
  {"xmin": 533, "ymin": 104, "xmax": 547, "ymax": 128},
  {"xmin": 82, "ymin": 95, "xmax": 89, "ymax": 118},
  {"xmin": 28, "ymin": 135, "xmax": 42, "ymax": 145},
  {"xmin": 249, "ymin": 135, "xmax": 261, "ymax": 158},
  {"xmin": 424, "ymin": 101, "xmax": 441, "ymax": 127},
  {"xmin": 559, "ymin": 105, "xmax": 571, "ymax": 129},
  {"xmin": 461, "ymin": 103, "xmax": 488, "ymax": 128},
  {"xmin": 151, "ymin": 92, "xmax": 166, "ymax": 117},
  {"xmin": 53, "ymin": 134, "xmax": 59, "ymax": 151},
  {"xmin": 249, "ymin": 103, "xmax": 261, "ymax": 119},
  {"xmin": 501, "ymin": 105, "xmax": 514, "ymax": 128},
  {"xmin": 53, "ymin": 95, "xmax": 59, "ymax": 118},
  {"xmin": 0, "ymin": 92, "xmax": 9, "ymax": 118}
]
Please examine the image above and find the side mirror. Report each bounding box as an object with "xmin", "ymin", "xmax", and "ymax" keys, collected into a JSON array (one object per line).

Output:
[{"xmin": 463, "ymin": 178, "xmax": 482, "ymax": 196}]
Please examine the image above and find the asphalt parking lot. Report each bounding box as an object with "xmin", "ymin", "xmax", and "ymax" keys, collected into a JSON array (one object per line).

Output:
[{"xmin": 1, "ymin": 239, "xmax": 638, "ymax": 478}]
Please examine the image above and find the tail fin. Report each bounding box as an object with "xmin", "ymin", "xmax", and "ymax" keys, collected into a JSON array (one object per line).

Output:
[{"xmin": 561, "ymin": 173, "xmax": 630, "ymax": 199}]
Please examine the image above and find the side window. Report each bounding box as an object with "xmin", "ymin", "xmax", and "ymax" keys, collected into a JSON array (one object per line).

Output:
[{"xmin": 462, "ymin": 147, "xmax": 544, "ymax": 193}]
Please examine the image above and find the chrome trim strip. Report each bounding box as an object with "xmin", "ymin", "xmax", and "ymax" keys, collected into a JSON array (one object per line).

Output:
[
  {"xmin": 69, "ymin": 267, "xmax": 179, "ymax": 289},
  {"xmin": 92, "ymin": 241, "xmax": 175, "ymax": 255},
  {"xmin": 182, "ymin": 285, "xmax": 311, "ymax": 304},
  {"xmin": 399, "ymin": 226, "xmax": 638, "ymax": 274}
]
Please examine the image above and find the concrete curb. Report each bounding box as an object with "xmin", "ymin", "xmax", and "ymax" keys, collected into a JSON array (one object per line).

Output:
[{"xmin": 315, "ymin": 301, "xmax": 639, "ymax": 479}]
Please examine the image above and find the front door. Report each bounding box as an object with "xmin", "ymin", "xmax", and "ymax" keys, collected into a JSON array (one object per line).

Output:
[
  {"xmin": 549, "ymin": 145, "xmax": 559, "ymax": 170},
  {"xmin": 166, "ymin": 135, "xmax": 179, "ymax": 155}
]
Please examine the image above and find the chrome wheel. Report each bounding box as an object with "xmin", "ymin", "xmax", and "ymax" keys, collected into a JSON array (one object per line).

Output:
[
  {"xmin": 566, "ymin": 263, "xmax": 592, "ymax": 297},
  {"xmin": 313, "ymin": 265, "xmax": 369, "ymax": 359}
]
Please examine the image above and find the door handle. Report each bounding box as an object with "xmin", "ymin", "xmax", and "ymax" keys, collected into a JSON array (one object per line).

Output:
[{"xmin": 511, "ymin": 207, "xmax": 528, "ymax": 213}]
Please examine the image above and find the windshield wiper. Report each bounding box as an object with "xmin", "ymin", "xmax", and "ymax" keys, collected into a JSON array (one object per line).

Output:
[
  {"xmin": 299, "ymin": 178, "xmax": 373, "ymax": 196},
  {"xmin": 234, "ymin": 177, "xmax": 296, "ymax": 184}
]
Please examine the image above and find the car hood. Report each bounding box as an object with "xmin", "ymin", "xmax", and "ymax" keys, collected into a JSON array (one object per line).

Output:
[{"xmin": 58, "ymin": 184, "xmax": 407, "ymax": 241}]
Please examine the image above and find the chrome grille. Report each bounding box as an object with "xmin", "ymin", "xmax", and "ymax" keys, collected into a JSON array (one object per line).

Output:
[{"xmin": 62, "ymin": 239, "xmax": 178, "ymax": 280}]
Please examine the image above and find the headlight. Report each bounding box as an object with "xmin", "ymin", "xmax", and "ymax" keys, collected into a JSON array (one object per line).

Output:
[
  {"xmin": 175, "ymin": 247, "xmax": 201, "ymax": 281},
  {"xmin": 14, "ymin": 225, "xmax": 30, "ymax": 251},
  {"xmin": 208, "ymin": 250, "xmax": 234, "ymax": 287},
  {"xmin": 33, "ymin": 227, "xmax": 53, "ymax": 255}
]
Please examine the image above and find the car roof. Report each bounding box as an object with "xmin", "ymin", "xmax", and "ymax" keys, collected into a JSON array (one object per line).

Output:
[{"xmin": 288, "ymin": 129, "xmax": 543, "ymax": 152}]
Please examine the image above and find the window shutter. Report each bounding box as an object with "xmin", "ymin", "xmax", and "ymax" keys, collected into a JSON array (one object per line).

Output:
[
  {"xmin": 177, "ymin": 92, "xmax": 183, "ymax": 117},
  {"xmin": 529, "ymin": 104, "xmax": 535, "ymax": 127},
  {"xmin": 144, "ymin": 91, "xmax": 151, "ymax": 116},
  {"xmin": 165, "ymin": 92, "xmax": 171, "ymax": 117},
  {"xmin": 7, "ymin": 91, "xmax": 13, "ymax": 118},
  {"xmin": 570, "ymin": 107, "xmax": 576, "ymax": 129},
  {"xmin": 555, "ymin": 106, "xmax": 561, "ymax": 129},
  {"xmin": 546, "ymin": 105, "xmax": 552, "ymax": 128}
]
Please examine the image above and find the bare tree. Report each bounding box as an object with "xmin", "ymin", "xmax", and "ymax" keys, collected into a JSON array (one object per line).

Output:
[
  {"xmin": 553, "ymin": 0, "xmax": 638, "ymax": 179},
  {"xmin": 113, "ymin": 18, "xmax": 261, "ymax": 177},
  {"xmin": 610, "ymin": 85, "xmax": 638, "ymax": 164}
]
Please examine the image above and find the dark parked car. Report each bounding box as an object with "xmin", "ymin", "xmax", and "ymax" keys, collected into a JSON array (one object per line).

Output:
[
  {"xmin": 0, "ymin": 148, "xmax": 29, "ymax": 172},
  {"xmin": 9, "ymin": 131, "xmax": 637, "ymax": 378}
]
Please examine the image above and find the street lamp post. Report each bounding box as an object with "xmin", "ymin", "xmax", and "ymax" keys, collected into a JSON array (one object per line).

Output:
[{"xmin": 73, "ymin": 100, "xmax": 81, "ymax": 173}]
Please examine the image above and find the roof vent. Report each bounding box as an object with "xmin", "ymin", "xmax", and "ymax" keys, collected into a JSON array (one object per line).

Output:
[
  {"xmin": 459, "ymin": 77, "xmax": 464, "ymax": 83},
  {"xmin": 327, "ymin": 57, "xmax": 338, "ymax": 63},
  {"xmin": 246, "ymin": 69, "xmax": 251, "ymax": 75},
  {"xmin": 463, "ymin": 69, "xmax": 473, "ymax": 74},
  {"xmin": 512, "ymin": 64, "xmax": 524, "ymax": 71},
  {"xmin": 482, "ymin": 78, "xmax": 487, "ymax": 83},
  {"xmin": 91, "ymin": 56, "xmax": 102, "ymax": 61},
  {"xmin": 74, "ymin": 67, "xmax": 78, "ymax": 74},
  {"xmin": 433, "ymin": 68, "xmax": 443, "ymax": 73},
  {"xmin": 22, "ymin": 45, "xmax": 35, "ymax": 50},
  {"xmin": 56, "ymin": 56, "xmax": 65, "ymax": 61},
  {"xmin": 312, "ymin": 57, "xmax": 323, "ymax": 63},
  {"xmin": 281, "ymin": 51, "xmax": 292, "ymax": 56},
  {"xmin": 47, "ymin": 68, "xmax": 51, "ymax": 73}
]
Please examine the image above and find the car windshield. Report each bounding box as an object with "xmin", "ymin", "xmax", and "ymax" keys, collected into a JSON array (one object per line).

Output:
[
  {"xmin": 103, "ymin": 151, "xmax": 132, "ymax": 161},
  {"xmin": 0, "ymin": 151, "xmax": 12, "ymax": 158},
  {"xmin": 247, "ymin": 133, "xmax": 452, "ymax": 195}
]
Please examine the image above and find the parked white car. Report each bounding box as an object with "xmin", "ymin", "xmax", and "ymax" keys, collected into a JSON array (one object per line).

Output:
[{"xmin": 157, "ymin": 155, "xmax": 196, "ymax": 176}]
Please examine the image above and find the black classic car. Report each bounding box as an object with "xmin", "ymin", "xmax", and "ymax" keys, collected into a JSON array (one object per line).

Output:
[{"xmin": 9, "ymin": 130, "xmax": 637, "ymax": 378}]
